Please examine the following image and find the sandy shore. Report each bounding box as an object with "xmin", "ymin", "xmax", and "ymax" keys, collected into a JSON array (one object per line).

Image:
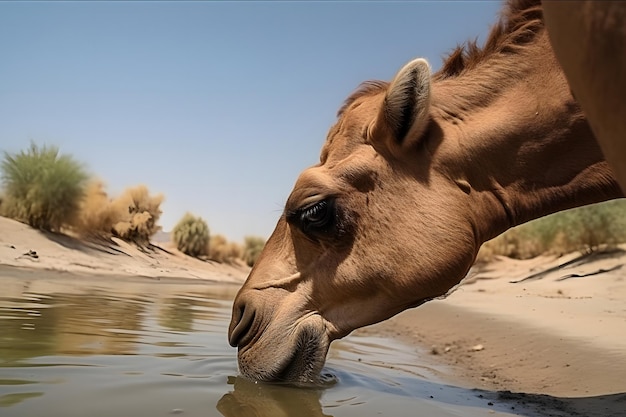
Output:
[
  {"xmin": 0, "ymin": 216, "xmax": 249, "ymax": 283},
  {"xmin": 2, "ymin": 215, "xmax": 626, "ymax": 416},
  {"xmin": 362, "ymin": 249, "xmax": 626, "ymax": 417}
]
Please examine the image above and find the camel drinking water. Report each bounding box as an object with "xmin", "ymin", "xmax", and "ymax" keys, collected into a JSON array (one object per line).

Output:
[{"xmin": 228, "ymin": 0, "xmax": 626, "ymax": 383}]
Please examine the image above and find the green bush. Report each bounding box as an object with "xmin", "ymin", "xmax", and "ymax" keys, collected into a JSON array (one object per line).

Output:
[
  {"xmin": 172, "ymin": 213, "xmax": 210, "ymax": 258},
  {"xmin": 243, "ymin": 235, "xmax": 266, "ymax": 267},
  {"xmin": 1, "ymin": 143, "xmax": 88, "ymax": 231},
  {"xmin": 477, "ymin": 199, "xmax": 626, "ymax": 261}
]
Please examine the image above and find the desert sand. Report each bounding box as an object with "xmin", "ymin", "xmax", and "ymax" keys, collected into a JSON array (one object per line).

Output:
[
  {"xmin": 0, "ymin": 216, "xmax": 249, "ymax": 283},
  {"xmin": 363, "ymin": 249, "xmax": 626, "ymax": 416},
  {"xmin": 2, "ymin": 215, "xmax": 626, "ymax": 416}
]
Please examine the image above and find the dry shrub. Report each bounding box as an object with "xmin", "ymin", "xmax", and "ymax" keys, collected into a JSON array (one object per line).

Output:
[
  {"xmin": 172, "ymin": 212, "xmax": 210, "ymax": 258},
  {"xmin": 74, "ymin": 180, "xmax": 120, "ymax": 237},
  {"xmin": 73, "ymin": 182, "xmax": 163, "ymax": 246},
  {"xmin": 477, "ymin": 227, "xmax": 546, "ymax": 262},
  {"xmin": 209, "ymin": 234, "xmax": 243, "ymax": 263},
  {"xmin": 243, "ymin": 236, "xmax": 266, "ymax": 267},
  {"xmin": 111, "ymin": 185, "xmax": 163, "ymax": 246}
]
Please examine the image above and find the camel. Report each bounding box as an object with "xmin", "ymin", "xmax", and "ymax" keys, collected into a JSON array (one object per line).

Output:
[
  {"xmin": 542, "ymin": 1, "xmax": 626, "ymax": 192},
  {"xmin": 228, "ymin": 0, "xmax": 626, "ymax": 384}
]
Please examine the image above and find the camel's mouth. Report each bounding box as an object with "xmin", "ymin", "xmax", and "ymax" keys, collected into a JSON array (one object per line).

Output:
[
  {"xmin": 238, "ymin": 319, "xmax": 329, "ymax": 385},
  {"xmin": 273, "ymin": 325, "xmax": 328, "ymax": 385}
]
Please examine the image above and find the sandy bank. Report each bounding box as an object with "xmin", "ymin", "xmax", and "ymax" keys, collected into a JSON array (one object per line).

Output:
[
  {"xmin": 0, "ymin": 216, "xmax": 249, "ymax": 283},
  {"xmin": 3, "ymin": 215, "xmax": 626, "ymax": 415},
  {"xmin": 360, "ymin": 249, "xmax": 626, "ymax": 416}
]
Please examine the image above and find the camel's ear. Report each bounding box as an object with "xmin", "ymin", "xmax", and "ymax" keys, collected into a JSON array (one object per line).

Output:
[{"xmin": 370, "ymin": 58, "xmax": 432, "ymax": 155}]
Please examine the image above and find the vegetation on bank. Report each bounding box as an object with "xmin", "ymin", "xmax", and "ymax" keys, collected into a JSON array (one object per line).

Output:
[
  {"xmin": 209, "ymin": 234, "xmax": 243, "ymax": 264},
  {"xmin": 1, "ymin": 142, "xmax": 266, "ymax": 266},
  {"xmin": 3, "ymin": 142, "xmax": 624, "ymax": 268},
  {"xmin": 172, "ymin": 212, "xmax": 210, "ymax": 258},
  {"xmin": 1, "ymin": 143, "xmax": 88, "ymax": 232},
  {"xmin": 242, "ymin": 236, "xmax": 265, "ymax": 267},
  {"xmin": 477, "ymin": 199, "xmax": 626, "ymax": 262},
  {"xmin": 74, "ymin": 181, "xmax": 164, "ymax": 246}
]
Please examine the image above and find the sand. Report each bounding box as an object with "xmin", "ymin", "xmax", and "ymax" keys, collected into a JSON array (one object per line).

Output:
[
  {"xmin": 362, "ymin": 250, "xmax": 626, "ymax": 416},
  {"xmin": 0, "ymin": 216, "xmax": 249, "ymax": 283},
  {"xmin": 2, "ymin": 215, "xmax": 626, "ymax": 416}
]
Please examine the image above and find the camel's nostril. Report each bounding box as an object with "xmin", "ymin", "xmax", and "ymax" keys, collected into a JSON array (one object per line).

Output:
[{"xmin": 228, "ymin": 302, "xmax": 256, "ymax": 348}]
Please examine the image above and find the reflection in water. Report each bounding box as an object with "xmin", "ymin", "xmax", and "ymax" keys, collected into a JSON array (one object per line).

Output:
[
  {"xmin": 0, "ymin": 273, "xmax": 526, "ymax": 417},
  {"xmin": 158, "ymin": 297, "xmax": 195, "ymax": 332},
  {"xmin": 1, "ymin": 292, "xmax": 145, "ymax": 359},
  {"xmin": 217, "ymin": 377, "xmax": 331, "ymax": 417},
  {"xmin": 0, "ymin": 392, "xmax": 44, "ymax": 407},
  {"xmin": 0, "ymin": 274, "xmax": 239, "ymax": 412}
]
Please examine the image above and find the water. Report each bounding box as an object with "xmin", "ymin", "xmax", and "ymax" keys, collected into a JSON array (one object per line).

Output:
[{"xmin": 0, "ymin": 269, "xmax": 530, "ymax": 417}]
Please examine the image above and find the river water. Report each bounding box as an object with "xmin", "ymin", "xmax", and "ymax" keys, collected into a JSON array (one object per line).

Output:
[{"xmin": 0, "ymin": 268, "xmax": 533, "ymax": 417}]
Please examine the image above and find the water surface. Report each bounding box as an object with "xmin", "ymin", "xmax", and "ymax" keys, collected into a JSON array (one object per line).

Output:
[{"xmin": 1, "ymin": 269, "xmax": 530, "ymax": 417}]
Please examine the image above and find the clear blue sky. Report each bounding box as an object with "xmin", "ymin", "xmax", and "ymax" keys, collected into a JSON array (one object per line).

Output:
[{"xmin": 0, "ymin": 1, "xmax": 501, "ymax": 242}]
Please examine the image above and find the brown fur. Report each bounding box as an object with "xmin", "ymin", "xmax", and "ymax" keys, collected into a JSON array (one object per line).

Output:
[
  {"xmin": 438, "ymin": 0, "xmax": 542, "ymax": 79},
  {"xmin": 228, "ymin": 0, "xmax": 625, "ymax": 384},
  {"xmin": 543, "ymin": 1, "xmax": 626, "ymax": 191},
  {"xmin": 337, "ymin": 80, "xmax": 388, "ymax": 118}
]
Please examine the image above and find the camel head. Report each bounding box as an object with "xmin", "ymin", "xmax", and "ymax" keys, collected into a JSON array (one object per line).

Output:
[
  {"xmin": 228, "ymin": 59, "xmax": 483, "ymax": 383},
  {"xmin": 227, "ymin": 0, "xmax": 625, "ymax": 384}
]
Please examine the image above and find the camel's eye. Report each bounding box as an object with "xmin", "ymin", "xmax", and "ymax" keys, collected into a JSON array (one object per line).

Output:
[
  {"xmin": 301, "ymin": 199, "xmax": 330, "ymax": 225},
  {"xmin": 288, "ymin": 198, "xmax": 336, "ymax": 236}
]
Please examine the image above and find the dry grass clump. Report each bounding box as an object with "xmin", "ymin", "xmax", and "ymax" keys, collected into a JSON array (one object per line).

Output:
[
  {"xmin": 110, "ymin": 185, "xmax": 163, "ymax": 246},
  {"xmin": 74, "ymin": 181, "xmax": 163, "ymax": 246},
  {"xmin": 209, "ymin": 234, "xmax": 243, "ymax": 263},
  {"xmin": 477, "ymin": 200, "xmax": 626, "ymax": 262},
  {"xmin": 74, "ymin": 180, "xmax": 118, "ymax": 237},
  {"xmin": 243, "ymin": 236, "xmax": 266, "ymax": 267},
  {"xmin": 1, "ymin": 143, "xmax": 88, "ymax": 232},
  {"xmin": 172, "ymin": 212, "xmax": 210, "ymax": 258}
]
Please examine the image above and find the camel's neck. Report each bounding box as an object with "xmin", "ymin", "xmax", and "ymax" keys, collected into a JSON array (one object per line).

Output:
[{"xmin": 432, "ymin": 31, "xmax": 623, "ymax": 244}]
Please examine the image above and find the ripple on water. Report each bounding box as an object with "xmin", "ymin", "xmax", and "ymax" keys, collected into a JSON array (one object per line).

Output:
[{"xmin": 1, "ymin": 274, "xmax": 529, "ymax": 417}]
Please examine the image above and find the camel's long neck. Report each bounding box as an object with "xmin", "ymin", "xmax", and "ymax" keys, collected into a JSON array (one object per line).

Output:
[{"xmin": 433, "ymin": 31, "xmax": 623, "ymax": 244}]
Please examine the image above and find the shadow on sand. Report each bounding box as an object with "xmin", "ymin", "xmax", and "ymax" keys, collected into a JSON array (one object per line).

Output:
[{"xmin": 42, "ymin": 230, "xmax": 131, "ymax": 257}]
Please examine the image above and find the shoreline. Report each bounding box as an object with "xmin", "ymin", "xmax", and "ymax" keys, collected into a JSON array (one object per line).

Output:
[
  {"xmin": 0, "ymin": 216, "xmax": 250, "ymax": 284},
  {"xmin": 2, "ymin": 264, "xmax": 624, "ymax": 417},
  {"xmin": 2, "ymin": 215, "xmax": 626, "ymax": 416},
  {"xmin": 0, "ymin": 263, "xmax": 245, "ymax": 286},
  {"xmin": 357, "ymin": 250, "xmax": 626, "ymax": 417},
  {"xmin": 365, "ymin": 302, "xmax": 626, "ymax": 416}
]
